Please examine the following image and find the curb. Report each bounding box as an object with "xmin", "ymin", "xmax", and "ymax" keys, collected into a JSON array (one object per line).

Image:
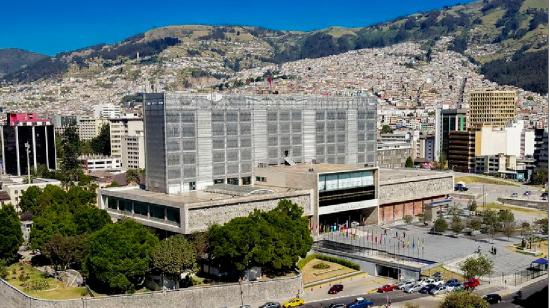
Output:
[{"xmin": 304, "ymin": 271, "xmax": 366, "ymax": 288}]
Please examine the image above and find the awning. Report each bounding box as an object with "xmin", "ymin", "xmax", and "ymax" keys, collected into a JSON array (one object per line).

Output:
[{"xmin": 532, "ymin": 258, "xmax": 548, "ymax": 265}]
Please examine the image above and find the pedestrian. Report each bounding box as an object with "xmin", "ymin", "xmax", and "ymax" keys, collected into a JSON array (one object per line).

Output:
[{"xmin": 494, "ymin": 247, "xmax": 497, "ymax": 255}]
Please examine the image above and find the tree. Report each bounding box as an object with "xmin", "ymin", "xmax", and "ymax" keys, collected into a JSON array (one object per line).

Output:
[
  {"xmin": 433, "ymin": 217, "xmax": 448, "ymax": 233},
  {"xmin": 467, "ymin": 200, "xmax": 477, "ymax": 213},
  {"xmin": 30, "ymin": 206, "xmax": 77, "ymax": 251},
  {"xmin": 468, "ymin": 218, "xmax": 482, "ymax": 231},
  {"xmin": 405, "ymin": 156, "xmax": 414, "ymax": 168},
  {"xmin": 0, "ymin": 205, "xmax": 23, "ymax": 260},
  {"xmin": 208, "ymin": 199, "xmax": 312, "ymax": 278},
  {"xmin": 498, "ymin": 209, "xmax": 515, "ymax": 238},
  {"xmin": 73, "ymin": 206, "xmax": 112, "ymax": 234},
  {"xmin": 459, "ymin": 255, "xmax": 494, "ymax": 279},
  {"xmin": 403, "ymin": 215, "xmax": 413, "ymax": 224},
  {"xmin": 85, "ymin": 220, "xmax": 159, "ymax": 294},
  {"xmin": 440, "ymin": 291, "xmax": 489, "ymax": 308},
  {"xmin": 91, "ymin": 124, "xmax": 111, "ymax": 156},
  {"xmin": 60, "ymin": 124, "xmax": 81, "ymax": 179},
  {"xmin": 125, "ymin": 169, "xmax": 141, "ymax": 185},
  {"xmin": 535, "ymin": 218, "xmax": 548, "ymax": 235},
  {"xmin": 481, "ymin": 209, "xmax": 499, "ymax": 239},
  {"xmin": 381, "ymin": 125, "xmax": 393, "ymax": 134},
  {"xmin": 451, "ymin": 215, "xmax": 464, "ymax": 235},
  {"xmin": 531, "ymin": 168, "xmax": 548, "ymax": 185},
  {"xmin": 151, "ymin": 235, "xmax": 197, "ymax": 288},
  {"xmin": 18, "ymin": 186, "xmax": 42, "ymax": 215},
  {"xmin": 42, "ymin": 234, "xmax": 88, "ymax": 270},
  {"xmin": 520, "ymin": 222, "xmax": 531, "ymax": 238}
]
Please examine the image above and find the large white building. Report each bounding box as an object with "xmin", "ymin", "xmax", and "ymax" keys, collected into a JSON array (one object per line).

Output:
[
  {"xmin": 78, "ymin": 116, "xmax": 108, "ymax": 140},
  {"xmin": 109, "ymin": 115, "xmax": 143, "ymax": 159},
  {"xmin": 475, "ymin": 121, "xmax": 535, "ymax": 158},
  {"xmin": 94, "ymin": 104, "xmax": 122, "ymax": 119},
  {"xmin": 121, "ymin": 130, "xmax": 145, "ymax": 171}
]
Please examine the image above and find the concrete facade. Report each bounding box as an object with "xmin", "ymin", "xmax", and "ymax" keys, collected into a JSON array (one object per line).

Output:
[{"xmin": 0, "ymin": 272, "xmax": 302, "ymax": 308}]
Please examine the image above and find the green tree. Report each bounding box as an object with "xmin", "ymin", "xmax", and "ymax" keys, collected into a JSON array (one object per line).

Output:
[
  {"xmin": 531, "ymin": 168, "xmax": 548, "ymax": 185},
  {"xmin": 520, "ymin": 222, "xmax": 531, "ymax": 238},
  {"xmin": 467, "ymin": 200, "xmax": 477, "ymax": 213},
  {"xmin": 208, "ymin": 199, "xmax": 312, "ymax": 278},
  {"xmin": 18, "ymin": 186, "xmax": 42, "ymax": 215},
  {"xmin": 0, "ymin": 205, "xmax": 23, "ymax": 260},
  {"xmin": 125, "ymin": 169, "xmax": 141, "ymax": 185},
  {"xmin": 481, "ymin": 209, "xmax": 499, "ymax": 238},
  {"xmin": 405, "ymin": 156, "xmax": 414, "ymax": 168},
  {"xmin": 403, "ymin": 214, "xmax": 413, "ymax": 224},
  {"xmin": 433, "ymin": 217, "xmax": 448, "ymax": 233},
  {"xmin": 85, "ymin": 220, "xmax": 159, "ymax": 294},
  {"xmin": 468, "ymin": 218, "xmax": 482, "ymax": 231},
  {"xmin": 42, "ymin": 234, "xmax": 88, "ymax": 270},
  {"xmin": 381, "ymin": 125, "xmax": 393, "ymax": 134},
  {"xmin": 30, "ymin": 206, "xmax": 77, "ymax": 250},
  {"xmin": 91, "ymin": 124, "xmax": 111, "ymax": 156},
  {"xmin": 73, "ymin": 206, "xmax": 112, "ymax": 234},
  {"xmin": 451, "ymin": 215, "xmax": 464, "ymax": 235},
  {"xmin": 459, "ymin": 255, "xmax": 494, "ymax": 279},
  {"xmin": 535, "ymin": 218, "xmax": 548, "ymax": 235},
  {"xmin": 440, "ymin": 291, "xmax": 488, "ymax": 308},
  {"xmin": 60, "ymin": 124, "xmax": 81, "ymax": 179},
  {"xmin": 151, "ymin": 235, "xmax": 197, "ymax": 288}
]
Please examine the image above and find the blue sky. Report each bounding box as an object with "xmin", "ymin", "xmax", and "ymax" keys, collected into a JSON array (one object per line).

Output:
[{"xmin": 1, "ymin": 0, "xmax": 471, "ymax": 55}]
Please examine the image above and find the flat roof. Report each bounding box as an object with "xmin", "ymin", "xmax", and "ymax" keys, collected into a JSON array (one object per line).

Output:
[
  {"xmin": 256, "ymin": 163, "xmax": 376, "ymax": 175},
  {"xmin": 379, "ymin": 168, "xmax": 453, "ymax": 183},
  {"xmin": 102, "ymin": 184, "xmax": 309, "ymax": 209}
]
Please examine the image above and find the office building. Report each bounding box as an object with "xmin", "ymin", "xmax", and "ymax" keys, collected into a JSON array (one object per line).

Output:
[
  {"xmin": 109, "ymin": 115, "xmax": 143, "ymax": 159},
  {"xmin": 468, "ymin": 90, "xmax": 517, "ymax": 128},
  {"xmin": 377, "ymin": 142, "xmax": 413, "ymax": 169},
  {"xmin": 94, "ymin": 103, "xmax": 122, "ymax": 119},
  {"xmin": 474, "ymin": 121, "xmax": 535, "ymax": 158},
  {"xmin": 448, "ymin": 130, "xmax": 476, "ymax": 173},
  {"xmin": 121, "ymin": 130, "xmax": 145, "ymax": 170},
  {"xmin": 78, "ymin": 116, "xmax": 108, "ymax": 141},
  {"xmin": 1, "ymin": 113, "xmax": 56, "ymax": 176},
  {"xmin": 434, "ymin": 108, "xmax": 467, "ymax": 162},
  {"xmin": 534, "ymin": 128, "xmax": 548, "ymax": 169},
  {"xmin": 143, "ymin": 93, "xmax": 377, "ymax": 194},
  {"xmin": 79, "ymin": 155, "xmax": 121, "ymax": 173},
  {"xmin": 52, "ymin": 115, "xmax": 78, "ymax": 135}
]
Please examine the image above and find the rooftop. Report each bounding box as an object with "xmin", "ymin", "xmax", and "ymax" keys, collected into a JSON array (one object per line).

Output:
[
  {"xmin": 256, "ymin": 163, "xmax": 376, "ymax": 175},
  {"xmin": 379, "ymin": 168, "xmax": 453, "ymax": 184}
]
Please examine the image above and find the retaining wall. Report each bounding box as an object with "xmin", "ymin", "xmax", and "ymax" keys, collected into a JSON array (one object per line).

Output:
[
  {"xmin": 0, "ymin": 273, "xmax": 302, "ymax": 308},
  {"xmin": 497, "ymin": 198, "xmax": 548, "ymax": 210}
]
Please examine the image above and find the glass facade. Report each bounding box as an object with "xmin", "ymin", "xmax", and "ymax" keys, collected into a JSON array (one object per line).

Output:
[{"xmin": 104, "ymin": 196, "xmax": 181, "ymax": 225}]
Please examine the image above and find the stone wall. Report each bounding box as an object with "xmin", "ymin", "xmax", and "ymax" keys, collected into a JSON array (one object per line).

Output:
[
  {"xmin": 497, "ymin": 198, "xmax": 548, "ymax": 210},
  {"xmin": 187, "ymin": 193, "xmax": 312, "ymax": 232},
  {"xmin": 379, "ymin": 175, "xmax": 453, "ymax": 205},
  {"xmin": 0, "ymin": 273, "xmax": 302, "ymax": 308}
]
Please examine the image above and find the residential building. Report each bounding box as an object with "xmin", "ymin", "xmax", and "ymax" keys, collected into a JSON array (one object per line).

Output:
[
  {"xmin": 121, "ymin": 130, "xmax": 145, "ymax": 170},
  {"xmin": 77, "ymin": 116, "xmax": 108, "ymax": 140},
  {"xmin": 143, "ymin": 93, "xmax": 377, "ymax": 194},
  {"xmin": 434, "ymin": 108, "xmax": 467, "ymax": 162},
  {"xmin": 377, "ymin": 141, "xmax": 413, "ymax": 169},
  {"xmin": 79, "ymin": 155, "xmax": 121, "ymax": 173},
  {"xmin": 448, "ymin": 130, "xmax": 476, "ymax": 173},
  {"xmin": 93, "ymin": 103, "xmax": 122, "ymax": 119},
  {"xmin": 418, "ymin": 133, "xmax": 435, "ymax": 162},
  {"xmin": 534, "ymin": 128, "xmax": 548, "ymax": 169},
  {"xmin": 0, "ymin": 177, "xmax": 61, "ymax": 211},
  {"xmin": 109, "ymin": 115, "xmax": 143, "ymax": 160},
  {"xmin": 52, "ymin": 115, "xmax": 78, "ymax": 135},
  {"xmin": 1, "ymin": 113, "xmax": 56, "ymax": 176},
  {"xmin": 468, "ymin": 90, "xmax": 517, "ymax": 128}
]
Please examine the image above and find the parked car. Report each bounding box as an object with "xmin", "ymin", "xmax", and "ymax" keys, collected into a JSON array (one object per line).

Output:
[
  {"xmin": 377, "ymin": 284, "xmax": 398, "ymax": 293},
  {"xmin": 260, "ymin": 302, "xmax": 281, "ymax": 308},
  {"xmin": 511, "ymin": 192, "xmax": 518, "ymax": 198},
  {"xmin": 329, "ymin": 284, "xmax": 344, "ymax": 294},
  {"xmin": 397, "ymin": 280, "xmax": 416, "ymax": 290},
  {"xmin": 282, "ymin": 298, "xmax": 304, "ymax": 308},
  {"xmin": 429, "ymin": 284, "xmax": 447, "ymax": 295},
  {"xmin": 419, "ymin": 284, "xmax": 437, "ymax": 294},
  {"xmin": 328, "ymin": 304, "xmax": 346, "ymax": 308},
  {"xmin": 483, "ymin": 294, "xmax": 502, "ymax": 304},
  {"xmin": 424, "ymin": 278, "xmax": 444, "ymax": 286},
  {"xmin": 455, "ymin": 184, "xmax": 468, "ymax": 192},
  {"xmin": 404, "ymin": 284, "xmax": 423, "ymax": 293},
  {"xmin": 464, "ymin": 278, "xmax": 480, "ymax": 289},
  {"xmin": 239, "ymin": 305, "xmax": 252, "ymax": 308},
  {"xmin": 524, "ymin": 191, "xmax": 531, "ymax": 196},
  {"xmin": 452, "ymin": 285, "xmax": 465, "ymax": 292},
  {"xmin": 542, "ymin": 192, "xmax": 548, "ymax": 198},
  {"xmin": 347, "ymin": 297, "xmax": 374, "ymax": 308},
  {"xmin": 444, "ymin": 279, "xmax": 461, "ymax": 291}
]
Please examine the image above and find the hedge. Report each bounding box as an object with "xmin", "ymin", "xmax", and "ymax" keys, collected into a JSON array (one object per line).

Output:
[{"xmin": 297, "ymin": 254, "xmax": 360, "ymax": 271}]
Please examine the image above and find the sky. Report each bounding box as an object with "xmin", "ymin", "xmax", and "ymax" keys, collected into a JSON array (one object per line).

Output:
[{"xmin": 1, "ymin": 0, "xmax": 471, "ymax": 56}]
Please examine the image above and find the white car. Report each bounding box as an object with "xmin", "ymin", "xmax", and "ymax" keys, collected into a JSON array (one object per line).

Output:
[
  {"xmin": 424, "ymin": 278, "xmax": 444, "ymax": 286},
  {"xmin": 397, "ymin": 279, "xmax": 416, "ymax": 290},
  {"xmin": 404, "ymin": 284, "xmax": 423, "ymax": 293}
]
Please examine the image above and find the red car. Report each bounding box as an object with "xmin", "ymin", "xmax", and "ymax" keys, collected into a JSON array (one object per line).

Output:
[
  {"xmin": 377, "ymin": 284, "xmax": 398, "ymax": 293},
  {"xmin": 464, "ymin": 278, "xmax": 480, "ymax": 289},
  {"xmin": 328, "ymin": 284, "xmax": 344, "ymax": 294}
]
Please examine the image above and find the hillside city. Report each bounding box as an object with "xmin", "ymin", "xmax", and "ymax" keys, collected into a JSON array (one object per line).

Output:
[{"xmin": 0, "ymin": 0, "xmax": 548, "ymax": 308}]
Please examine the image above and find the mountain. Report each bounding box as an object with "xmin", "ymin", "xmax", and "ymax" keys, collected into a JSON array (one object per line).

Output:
[
  {"xmin": 0, "ymin": 48, "xmax": 48, "ymax": 77},
  {"xmin": 1, "ymin": 0, "xmax": 548, "ymax": 93}
]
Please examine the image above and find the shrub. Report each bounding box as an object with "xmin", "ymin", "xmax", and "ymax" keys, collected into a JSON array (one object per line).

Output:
[
  {"xmin": 403, "ymin": 215, "xmax": 414, "ymax": 224},
  {"xmin": 312, "ymin": 262, "xmax": 330, "ymax": 269},
  {"xmin": 297, "ymin": 254, "xmax": 360, "ymax": 270},
  {"xmin": 434, "ymin": 217, "xmax": 448, "ymax": 233},
  {"xmin": 23, "ymin": 278, "xmax": 50, "ymax": 291},
  {"xmin": 297, "ymin": 254, "xmax": 317, "ymax": 270}
]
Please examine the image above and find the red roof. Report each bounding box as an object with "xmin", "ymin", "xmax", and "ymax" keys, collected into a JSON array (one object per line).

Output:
[{"xmin": 7, "ymin": 113, "xmax": 50, "ymax": 125}]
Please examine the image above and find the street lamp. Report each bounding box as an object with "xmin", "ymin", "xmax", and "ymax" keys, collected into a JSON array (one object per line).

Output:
[{"xmin": 24, "ymin": 142, "xmax": 31, "ymax": 184}]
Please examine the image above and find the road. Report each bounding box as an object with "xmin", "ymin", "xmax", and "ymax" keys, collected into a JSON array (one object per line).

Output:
[
  {"xmin": 493, "ymin": 279, "xmax": 548, "ymax": 308},
  {"xmin": 303, "ymin": 290, "xmax": 426, "ymax": 307}
]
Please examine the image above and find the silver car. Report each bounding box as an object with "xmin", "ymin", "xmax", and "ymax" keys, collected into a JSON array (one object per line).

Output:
[
  {"xmin": 404, "ymin": 283, "xmax": 423, "ymax": 293},
  {"xmin": 398, "ymin": 280, "xmax": 416, "ymax": 290}
]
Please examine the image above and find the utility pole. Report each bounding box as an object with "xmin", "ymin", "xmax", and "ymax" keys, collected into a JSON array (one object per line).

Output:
[
  {"xmin": 483, "ymin": 185, "xmax": 486, "ymax": 208},
  {"xmin": 24, "ymin": 142, "xmax": 31, "ymax": 184}
]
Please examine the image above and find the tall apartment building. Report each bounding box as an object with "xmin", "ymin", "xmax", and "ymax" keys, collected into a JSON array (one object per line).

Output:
[
  {"xmin": 448, "ymin": 130, "xmax": 476, "ymax": 173},
  {"xmin": 434, "ymin": 108, "xmax": 467, "ymax": 162},
  {"xmin": 143, "ymin": 93, "xmax": 377, "ymax": 194},
  {"xmin": 468, "ymin": 90, "xmax": 517, "ymax": 128},
  {"xmin": 77, "ymin": 116, "xmax": 108, "ymax": 140},
  {"xmin": 121, "ymin": 130, "xmax": 145, "ymax": 170},
  {"xmin": 1, "ymin": 113, "xmax": 56, "ymax": 176},
  {"xmin": 109, "ymin": 115, "xmax": 143, "ymax": 159},
  {"xmin": 534, "ymin": 128, "xmax": 548, "ymax": 169},
  {"xmin": 93, "ymin": 103, "xmax": 122, "ymax": 119},
  {"xmin": 418, "ymin": 133, "xmax": 435, "ymax": 162}
]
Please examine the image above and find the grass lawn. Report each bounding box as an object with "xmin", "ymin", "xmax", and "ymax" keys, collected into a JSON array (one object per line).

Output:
[
  {"xmin": 455, "ymin": 176, "xmax": 519, "ymax": 187},
  {"xmin": 507, "ymin": 240, "xmax": 548, "ymax": 258},
  {"xmin": 480, "ymin": 203, "xmax": 547, "ymax": 218},
  {"xmin": 4, "ymin": 263, "xmax": 86, "ymax": 300},
  {"xmin": 423, "ymin": 265, "xmax": 464, "ymax": 281},
  {"xmin": 301, "ymin": 258, "xmax": 358, "ymax": 285}
]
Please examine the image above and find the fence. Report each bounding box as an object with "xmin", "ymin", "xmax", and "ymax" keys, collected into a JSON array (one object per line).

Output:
[{"xmin": 485, "ymin": 268, "xmax": 548, "ymax": 287}]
